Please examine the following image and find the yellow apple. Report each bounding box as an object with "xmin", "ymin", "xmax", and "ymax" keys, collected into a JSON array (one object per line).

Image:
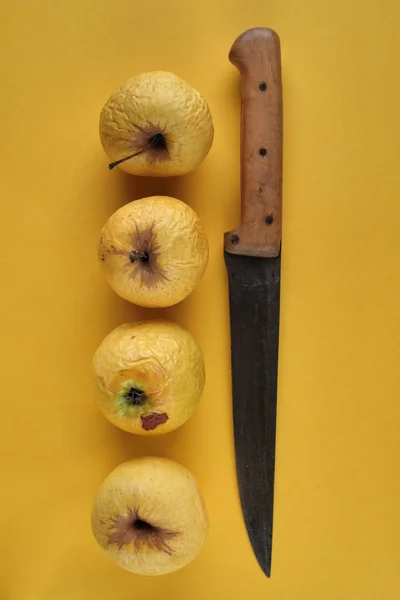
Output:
[
  {"xmin": 93, "ymin": 320, "xmax": 205, "ymax": 435},
  {"xmin": 98, "ymin": 196, "xmax": 208, "ymax": 307},
  {"xmin": 91, "ymin": 457, "xmax": 209, "ymax": 575},
  {"xmin": 99, "ymin": 71, "xmax": 214, "ymax": 176}
]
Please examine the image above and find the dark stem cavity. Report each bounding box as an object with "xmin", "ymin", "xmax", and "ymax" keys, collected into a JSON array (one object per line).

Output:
[
  {"xmin": 124, "ymin": 386, "xmax": 147, "ymax": 406},
  {"xmin": 133, "ymin": 519, "xmax": 154, "ymax": 532},
  {"xmin": 148, "ymin": 132, "xmax": 167, "ymax": 151},
  {"xmin": 128, "ymin": 224, "xmax": 168, "ymax": 290},
  {"xmin": 129, "ymin": 250, "xmax": 149, "ymax": 264},
  {"xmin": 108, "ymin": 509, "xmax": 180, "ymax": 554}
]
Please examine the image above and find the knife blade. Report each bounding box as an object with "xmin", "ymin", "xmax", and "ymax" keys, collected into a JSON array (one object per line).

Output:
[{"xmin": 224, "ymin": 27, "xmax": 283, "ymax": 578}]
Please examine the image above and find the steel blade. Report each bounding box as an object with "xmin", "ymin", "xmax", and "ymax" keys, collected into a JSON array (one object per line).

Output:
[{"xmin": 225, "ymin": 251, "xmax": 280, "ymax": 577}]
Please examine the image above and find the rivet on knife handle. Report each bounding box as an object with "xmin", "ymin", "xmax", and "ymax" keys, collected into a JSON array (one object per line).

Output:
[{"xmin": 224, "ymin": 28, "xmax": 283, "ymax": 258}]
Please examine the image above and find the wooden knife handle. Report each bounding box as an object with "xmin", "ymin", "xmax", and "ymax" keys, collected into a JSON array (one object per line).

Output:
[{"xmin": 224, "ymin": 28, "xmax": 283, "ymax": 258}]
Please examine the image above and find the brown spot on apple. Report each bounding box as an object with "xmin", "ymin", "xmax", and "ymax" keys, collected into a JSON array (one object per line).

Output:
[{"xmin": 141, "ymin": 412, "xmax": 168, "ymax": 431}]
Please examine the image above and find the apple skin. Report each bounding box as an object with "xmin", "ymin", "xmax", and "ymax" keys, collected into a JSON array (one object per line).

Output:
[
  {"xmin": 98, "ymin": 196, "xmax": 209, "ymax": 308},
  {"xmin": 99, "ymin": 71, "xmax": 214, "ymax": 176},
  {"xmin": 93, "ymin": 320, "xmax": 205, "ymax": 435},
  {"xmin": 91, "ymin": 457, "xmax": 209, "ymax": 575}
]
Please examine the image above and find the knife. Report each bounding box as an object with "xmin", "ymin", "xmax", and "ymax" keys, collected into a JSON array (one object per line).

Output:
[{"xmin": 224, "ymin": 27, "xmax": 283, "ymax": 577}]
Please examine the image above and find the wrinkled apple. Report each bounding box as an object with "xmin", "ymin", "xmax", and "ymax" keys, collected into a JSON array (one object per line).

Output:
[
  {"xmin": 93, "ymin": 320, "xmax": 205, "ymax": 435},
  {"xmin": 99, "ymin": 71, "xmax": 214, "ymax": 176},
  {"xmin": 98, "ymin": 196, "xmax": 208, "ymax": 307}
]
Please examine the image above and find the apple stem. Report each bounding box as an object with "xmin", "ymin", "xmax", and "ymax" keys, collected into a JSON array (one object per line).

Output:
[
  {"xmin": 108, "ymin": 146, "xmax": 150, "ymax": 170},
  {"xmin": 108, "ymin": 132, "xmax": 167, "ymax": 170}
]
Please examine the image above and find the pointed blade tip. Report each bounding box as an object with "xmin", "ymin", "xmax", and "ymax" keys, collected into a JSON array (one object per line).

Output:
[
  {"xmin": 261, "ymin": 562, "xmax": 271, "ymax": 578},
  {"xmin": 254, "ymin": 551, "xmax": 271, "ymax": 578}
]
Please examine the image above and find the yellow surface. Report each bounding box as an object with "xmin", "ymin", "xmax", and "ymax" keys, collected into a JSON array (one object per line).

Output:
[{"xmin": 1, "ymin": 1, "xmax": 400, "ymax": 598}]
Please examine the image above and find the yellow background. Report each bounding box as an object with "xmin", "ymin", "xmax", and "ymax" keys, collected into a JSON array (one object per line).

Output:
[{"xmin": 1, "ymin": 0, "xmax": 400, "ymax": 598}]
